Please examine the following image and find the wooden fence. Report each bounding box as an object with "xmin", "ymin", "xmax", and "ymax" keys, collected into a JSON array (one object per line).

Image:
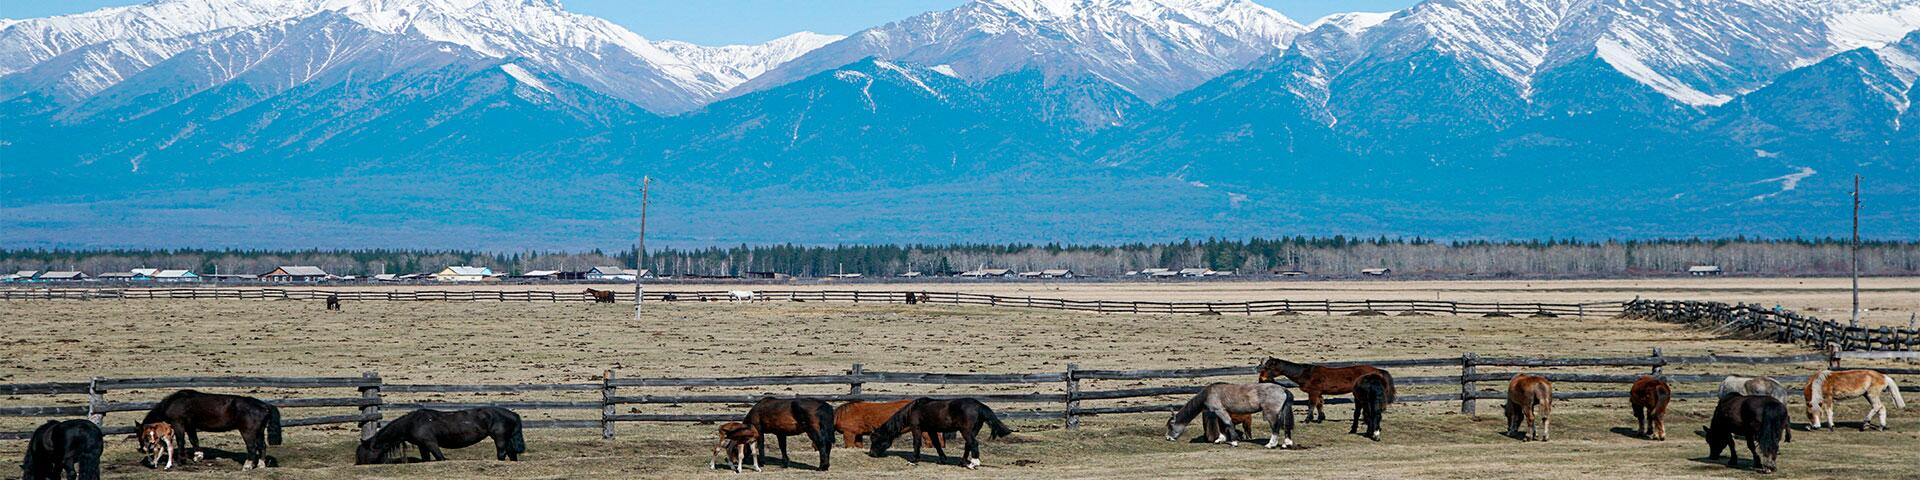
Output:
[
  {"xmin": 1626, "ymin": 299, "xmax": 1920, "ymax": 351},
  {"xmin": 0, "ymin": 287, "xmax": 1626, "ymax": 317},
  {"xmin": 8, "ymin": 350, "xmax": 1914, "ymax": 442}
]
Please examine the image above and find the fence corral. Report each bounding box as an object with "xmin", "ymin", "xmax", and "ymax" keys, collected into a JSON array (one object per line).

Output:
[
  {"xmin": 0, "ymin": 288, "xmax": 1626, "ymax": 317},
  {"xmin": 1627, "ymin": 299, "xmax": 1920, "ymax": 351},
  {"xmin": 7, "ymin": 351, "xmax": 1915, "ymax": 442}
]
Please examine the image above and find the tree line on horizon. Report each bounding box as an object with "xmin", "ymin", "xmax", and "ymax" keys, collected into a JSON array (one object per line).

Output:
[{"xmin": 3, "ymin": 237, "xmax": 1917, "ymax": 278}]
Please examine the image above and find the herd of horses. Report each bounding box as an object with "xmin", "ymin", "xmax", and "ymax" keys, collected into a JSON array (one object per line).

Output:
[{"xmin": 14, "ymin": 358, "xmax": 1910, "ymax": 478}]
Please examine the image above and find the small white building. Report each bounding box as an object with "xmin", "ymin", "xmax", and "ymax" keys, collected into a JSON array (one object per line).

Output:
[
  {"xmin": 959, "ymin": 268, "xmax": 1015, "ymax": 278},
  {"xmin": 587, "ymin": 266, "xmax": 643, "ymax": 281},
  {"xmin": 264, "ymin": 266, "xmax": 330, "ymax": 282},
  {"xmin": 1178, "ymin": 268, "xmax": 1212, "ymax": 277},
  {"xmin": 1688, "ymin": 265, "xmax": 1724, "ymax": 276},
  {"xmin": 434, "ymin": 266, "xmax": 494, "ymax": 282},
  {"xmin": 38, "ymin": 271, "xmax": 88, "ymax": 281},
  {"xmin": 1039, "ymin": 269, "xmax": 1075, "ymax": 279},
  {"xmin": 154, "ymin": 270, "xmax": 201, "ymax": 283},
  {"xmin": 516, "ymin": 270, "xmax": 560, "ymax": 280},
  {"xmin": 1360, "ymin": 268, "xmax": 1391, "ymax": 277}
]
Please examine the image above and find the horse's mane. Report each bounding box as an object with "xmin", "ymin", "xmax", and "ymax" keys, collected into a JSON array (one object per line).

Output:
[
  {"xmin": 140, "ymin": 389, "xmax": 202, "ymax": 424},
  {"xmin": 872, "ymin": 398, "xmax": 929, "ymax": 441},
  {"xmin": 1171, "ymin": 389, "xmax": 1212, "ymax": 425}
]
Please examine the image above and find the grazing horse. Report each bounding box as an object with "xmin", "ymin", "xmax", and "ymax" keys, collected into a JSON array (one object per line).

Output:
[
  {"xmin": 834, "ymin": 400, "xmax": 934, "ymax": 448},
  {"xmin": 1719, "ymin": 376, "xmax": 1794, "ymax": 406},
  {"xmin": 584, "ymin": 288, "xmax": 616, "ymax": 303},
  {"xmin": 1349, "ymin": 372, "xmax": 1391, "ymax": 440},
  {"xmin": 1166, "ymin": 382, "xmax": 1297, "ymax": 449},
  {"xmin": 356, "ymin": 407, "xmax": 525, "ymax": 464},
  {"xmin": 1806, "ymin": 369, "xmax": 1906, "ymax": 431},
  {"xmin": 137, "ymin": 422, "xmax": 177, "ymax": 470},
  {"xmin": 19, "ymin": 420, "xmax": 102, "ymax": 480},
  {"xmin": 868, "ymin": 398, "xmax": 1012, "ymax": 469},
  {"xmin": 1258, "ymin": 357, "xmax": 1395, "ymax": 423},
  {"xmin": 710, "ymin": 422, "xmax": 761, "ymax": 473},
  {"xmin": 743, "ymin": 398, "xmax": 836, "ymax": 471},
  {"xmin": 1707, "ymin": 394, "xmax": 1792, "ymax": 473},
  {"xmin": 1504, "ymin": 374, "xmax": 1553, "ymax": 441},
  {"xmin": 324, "ymin": 294, "xmax": 341, "ymax": 311},
  {"xmin": 1630, "ymin": 375, "xmax": 1671, "ymax": 440},
  {"xmin": 140, "ymin": 390, "xmax": 281, "ymax": 470}
]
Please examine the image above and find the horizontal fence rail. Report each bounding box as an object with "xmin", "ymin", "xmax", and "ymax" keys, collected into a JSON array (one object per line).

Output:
[
  {"xmin": 1626, "ymin": 299, "xmax": 1920, "ymax": 351},
  {"xmin": 0, "ymin": 287, "xmax": 1627, "ymax": 317},
  {"xmin": 5, "ymin": 349, "xmax": 1916, "ymax": 441}
]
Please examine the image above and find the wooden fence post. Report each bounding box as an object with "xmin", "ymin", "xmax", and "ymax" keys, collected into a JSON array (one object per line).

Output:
[
  {"xmin": 849, "ymin": 364, "xmax": 864, "ymax": 396},
  {"xmin": 1064, "ymin": 363, "xmax": 1081, "ymax": 430},
  {"xmin": 1826, "ymin": 346, "xmax": 1841, "ymax": 370},
  {"xmin": 1459, "ymin": 353, "xmax": 1476, "ymax": 415},
  {"xmin": 602, "ymin": 370, "xmax": 617, "ymax": 440},
  {"xmin": 1650, "ymin": 347, "xmax": 1663, "ymax": 377},
  {"xmin": 87, "ymin": 377, "xmax": 105, "ymax": 426},
  {"xmin": 359, "ymin": 371, "xmax": 381, "ymax": 440}
]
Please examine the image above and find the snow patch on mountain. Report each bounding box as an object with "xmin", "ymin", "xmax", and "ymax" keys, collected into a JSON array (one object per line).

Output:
[
  {"xmin": 873, "ymin": 60, "xmax": 943, "ymax": 98},
  {"xmin": 1594, "ymin": 38, "xmax": 1732, "ymax": 106},
  {"xmin": 654, "ymin": 31, "xmax": 843, "ymax": 86},
  {"xmin": 1305, "ymin": 11, "xmax": 1393, "ymax": 34},
  {"xmin": 1826, "ymin": 4, "xmax": 1920, "ymax": 50},
  {"xmin": 499, "ymin": 62, "xmax": 551, "ymax": 93}
]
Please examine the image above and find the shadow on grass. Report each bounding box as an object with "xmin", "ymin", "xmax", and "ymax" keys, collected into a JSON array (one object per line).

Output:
[
  {"xmin": 168, "ymin": 447, "xmax": 278, "ymax": 470},
  {"xmin": 1687, "ymin": 455, "xmax": 1767, "ymax": 473}
]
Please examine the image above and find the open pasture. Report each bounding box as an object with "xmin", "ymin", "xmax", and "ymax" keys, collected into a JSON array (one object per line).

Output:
[{"xmin": 1, "ymin": 294, "xmax": 1916, "ymax": 478}]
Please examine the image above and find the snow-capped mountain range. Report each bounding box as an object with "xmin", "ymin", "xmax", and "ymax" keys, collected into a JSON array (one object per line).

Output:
[{"xmin": 4, "ymin": 0, "xmax": 1920, "ymax": 247}]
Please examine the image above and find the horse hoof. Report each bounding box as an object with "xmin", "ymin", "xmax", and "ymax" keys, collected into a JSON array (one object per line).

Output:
[
  {"xmin": 967, "ymin": 458, "xmax": 981, "ymax": 469},
  {"xmin": 1227, "ymin": 441, "xmax": 1239, "ymax": 448}
]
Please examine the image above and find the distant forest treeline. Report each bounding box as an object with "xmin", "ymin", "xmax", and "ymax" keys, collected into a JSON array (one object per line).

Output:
[{"xmin": 4, "ymin": 237, "xmax": 1919, "ymax": 278}]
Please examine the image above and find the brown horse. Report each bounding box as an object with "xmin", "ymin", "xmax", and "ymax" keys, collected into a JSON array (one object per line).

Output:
[
  {"xmin": 742, "ymin": 398, "xmax": 835, "ymax": 471},
  {"xmin": 139, "ymin": 390, "xmax": 282, "ymax": 469},
  {"xmin": 709, "ymin": 422, "xmax": 761, "ymax": 473},
  {"xmin": 1630, "ymin": 375, "xmax": 1670, "ymax": 440},
  {"xmin": 868, "ymin": 398, "xmax": 1012, "ymax": 469},
  {"xmin": 1504, "ymin": 374, "xmax": 1553, "ymax": 441},
  {"xmin": 1708, "ymin": 394, "xmax": 1792, "ymax": 473},
  {"xmin": 1806, "ymin": 369, "xmax": 1906, "ymax": 431},
  {"xmin": 584, "ymin": 289, "xmax": 616, "ymax": 303},
  {"xmin": 834, "ymin": 400, "xmax": 934, "ymax": 448},
  {"xmin": 324, "ymin": 294, "xmax": 341, "ymax": 311},
  {"xmin": 1258, "ymin": 357, "xmax": 1396, "ymax": 423}
]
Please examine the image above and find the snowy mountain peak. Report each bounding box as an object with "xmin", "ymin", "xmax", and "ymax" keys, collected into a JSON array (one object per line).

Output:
[{"xmin": 655, "ymin": 32, "xmax": 846, "ymax": 87}]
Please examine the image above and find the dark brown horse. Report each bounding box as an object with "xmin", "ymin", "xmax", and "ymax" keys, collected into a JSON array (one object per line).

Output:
[
  {"xmin": 1350, "ymin": 372, "xmax": 1391, "ymax": 440},
  {"xmin": 20, "ymin": 419, "xmax": 102, "ymax": 480},
  {"xmin": 1258, "ymin": 357, "xmax": 1396, "ymax": 423},
  {"xmin": 324, "ymin": 294, "xmax": 341, "ymax": 311},
  {"xmin": 355, "ymin": 407, "xmax": 524, "ymax": 464},
  {"xmin": 1630, "ymin": 375, "xmax": 1671, "ymax": 440},
  {"xmin": 868, "ymin": 398, "xmax": 1012, "ymax": 469},
  {"xmin": 139, "ymin": 390, "xmax": 281, "ymax": 469},
  {"xmin": 743, "ymin": 398, "xmax": 836, "ymax": 471},
  {"xmin": 584, "ymin": 289, "xmax": 616, "ymax": 303},
  {"xmin": 1707, "ymin": 394, "xmax": 1792, "ymax": 473}
]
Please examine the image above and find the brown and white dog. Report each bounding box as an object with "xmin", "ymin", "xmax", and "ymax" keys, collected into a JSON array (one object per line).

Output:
[
  {"xmin": 138, "ymin": 422, "xmax": 176, "ymax": 470},
  {"xmin": 709, "ymin": 422, "xmax": 761, "ymax": 473}
]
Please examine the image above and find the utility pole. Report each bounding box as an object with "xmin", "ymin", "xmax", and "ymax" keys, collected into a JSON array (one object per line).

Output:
[
  {"xmin": 1850, "ymin": 174, "xmax": 1860, "ymax": 329},
  {"xmin": 635, "ymin": 176, "xmax": 650, "ymax": 322}
]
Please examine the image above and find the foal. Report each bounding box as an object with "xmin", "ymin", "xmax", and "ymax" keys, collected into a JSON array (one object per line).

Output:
[
  {"xmin": 1630, "ymin": 375, "xmax": 1671, "ymax": 440},
  {"xmin": 138, "ymin": 422, "xmax": 177, "ymax": 470},
  {"xmin": 1504, "ymin": 374, "xmax": 1553, "ymax": 441},
  {"xmin": 709, "ymin": 422, "xmax": 761, "ymax": 473},
  {"xmin": 1806, "ymin": 369, "xmax": 1906, "ymax": 431}
]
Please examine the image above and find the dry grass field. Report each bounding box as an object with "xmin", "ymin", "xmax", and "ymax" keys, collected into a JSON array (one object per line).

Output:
[{"xmin": 2, "ymin": 279, "xmax": 1916, "ymax": 479}]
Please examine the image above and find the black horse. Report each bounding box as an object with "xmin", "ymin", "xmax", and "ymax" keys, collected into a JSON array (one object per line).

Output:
[
  {"xmin": 1706, "ymin": 394, "xmax": 1792, "ymax": 474},
  {"xmin": 20, "ymin": 420, "xmax": 102, "ymax": 480},
  {"xmin": 868, "ymin": 398, "xmax": 1012, "ymax": 470},
  {"xmin": 356, "ymin": 407, "xmax": 525, "ymax": 464},
  {"xmin": 139, "ymin": 390, "xmax": 282, "ymax": 469},
  {"xmin": 742, "ymin": 398, "xmax": 836, "ymax": 471},
  {"xmin": 1349, "ymin": 372, "xmax": 1391, "ymax": 441}
]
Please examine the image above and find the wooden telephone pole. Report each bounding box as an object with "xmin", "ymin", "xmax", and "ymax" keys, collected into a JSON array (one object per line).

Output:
[
  {"xmin": 636, "ymin": 176, "xmax": 649, "ymax": 322},
  {"xmin": 1850, "ymin": 175, "xmax": 1860, "ymax": 329}
]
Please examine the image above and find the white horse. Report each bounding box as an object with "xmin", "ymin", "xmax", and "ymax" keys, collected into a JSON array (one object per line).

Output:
[
  {"xmin": 1166, "ymin": 382, "xmax": 1296, "ymax": 449},
  {"xmin": 729, "ymin": 290, "xmax": 756, "ymax": 302}
]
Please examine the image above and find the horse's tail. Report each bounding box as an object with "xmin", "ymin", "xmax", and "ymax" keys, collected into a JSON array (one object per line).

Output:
[
  {"xmin": 1808, "ymin": 370, "xmax": 1830, "ymax": 410},
  {"xmin": 266, "ymin": 404, "xmax": 284, "ymax": 445},
  {"xmin": 811, "ymin": 401, "xmax": 837, "ymax": 449},
  {"xmin": 1378, "ymin": 370, "xmax": 1398, "ymax": 407},
  {"xmin": 1886, "ymin": 374, "xmax": 1907, "ymax": 409},
  {"xmin": 1757, "ymin": 404, "xmax": 1786, "ymax": 456},
  {"xmin": 507, "ymin": 415, "xmax": 527, "ymax": 456},
  {"xmin": 977, "ymin": 401, "xmax": 1013, "ymax": 439}
]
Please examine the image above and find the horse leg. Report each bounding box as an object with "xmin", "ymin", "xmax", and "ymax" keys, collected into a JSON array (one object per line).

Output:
[
  {"xmin": 493, "ymin": 433, "xmax": 511, "ymax": 461},
  {"xmin": 1207, "ymin": 406, "xmax": 1240, "ymax": 446},
  {"xmin": 963, "ymin": 426, "xmax": 981, "ymax": 470},
  {"xmin": 426, "ymin": 443, "xmax": 448, "ymax": 462},
  {"xmin": 1525, "ymin": 406, "xmax": 1539, "ymax": 441},
  {"xmin": 1308, "ymin": 392, "xmax": 1324, "ymax": 423},
  {"xmin": 186, "ymin": 429, "xmax": 203, "ymax": 462},
  {"xmin": 909, "ymin": 429, "xmax": 923, "ymax": 465},
  {"xmin": 1825, "ymin": 397, "xmax": 1837, "ymax": 431},
  {"xmin": 778, "ymin": 435, "xmax": 790, "ymax": 468},
  {"xmin": 1632, "ymin": 404, "xmax": 1646, "ymax": 437},
  {"xmin": 841, "ymin": 427, "xmax": 858, "ymax": 449},
  {"xmin": 1350, "ymin": 400, "xmax": 1362, "ymax": 434},
  {"xmin": 242, "ymin": 427, "xmax": 265, "ymax": 469},
  {"xmin": 417, "ymin": 443, "xmax": 433, "ymax": 463},
  {"xmin": 1865, "ymin": 392, "xmax": 1885, "ymax": 431}
]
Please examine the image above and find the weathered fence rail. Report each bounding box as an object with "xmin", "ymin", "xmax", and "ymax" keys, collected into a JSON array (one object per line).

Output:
[
  {"xmin": 1626, "ymin": 299, "xmax": 1920, "ymax": 351},
  {"xmin": 7, "ymin": 350, "xmax": 1914, "ymax": 441},
  {"xmin": 0, "ymin": 287, "xmax": 1627, "ymax": 317}
]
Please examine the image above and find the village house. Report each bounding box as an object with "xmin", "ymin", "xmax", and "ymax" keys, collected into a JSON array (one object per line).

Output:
[
  {"xmin": 515, "ymin": 270, "xmax": 561, "ymax": 280},
  {"xmin": 1360, "ymin": 268, "xmax": 1391, "ymax": 277},
  {"xmin": 746, "ymin": 271, "xmax": 791, "ymax": 280},
  {"xmin": 96, "ymin": 271, "xmax": 153, "ymax": 282},
  {"xmin": 155, "ymin": 270, "xmax": 201, "ymax": 283},
  {"xmin": 1178, "ymin": 268, "xmax": 1213, "ymax": 277},
  {"xmin": 1277, "ymin": 270, "xmax": 1309, "ymax": 277},
  {"xmin": 1688, "ymin": 265, "xmax": 1724, "ymax": 276},
  {"xmin": 1039, "ymin": 269, "xmax": 1075, "ymax": 279},
  {"xmin": 38, "ymin": 271, "xmax": 89, "ymax": 282},
  {"xmin": 587, "ymin": 266, "xmax": 647, "ymax": 281},
  {"xmin": 959, "ymin": 268, "xmax": 1015, "ymax": 278},
  {"xmin": 264, "ymin": 266, "xmax": 330, "ymax": 282},
  {"xmin": 433, "ymin": 266, "xmax": 494, "ymax": 282},
  {"xmin": 4, "ymin": 270, "xmax": 39, "ymax": 282}
]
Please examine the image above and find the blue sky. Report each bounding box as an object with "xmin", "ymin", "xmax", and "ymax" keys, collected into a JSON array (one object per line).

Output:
[{"xmin": 0, "ymin": 0, "xmax": 1419, "ymax": 45}]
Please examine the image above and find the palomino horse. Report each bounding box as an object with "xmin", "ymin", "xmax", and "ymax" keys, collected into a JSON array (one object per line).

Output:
[
  {"xmin": 20, "ymin": 420, "xmax": 102, "ymax": 480},
  {"xmin": 140, "ymin": 390, "xmax": 282, "ymax": 470},
  {"xmin": 709, "ymin": 422, "xmax": 762, "ymax": 473},
  {"xmin": 1167, "ymin": 382, "xmax": 1297, "ymax": 449},
  {"xmin": 1258, "ymin": 357, "xmax": 1395, "ymax": 423},
  {"xmin": 584, "ymin": 289, "xmax": 617, "ymax": 303},
  {"xmin": 138, "ymin": 422, "xmax": 177, "ymax": 469},
  {"xmin": 835, "ymin": 400, "xmax": 934, "ymax": 448},
  {"xmin": 1806, "ymin": 369, "xmax": 1906, "ymax": 431},
  {"xmin": 743, "ymin": 398, "xmax": 836, "ymax": 471},
  {"xmin": 1349, "ymin": 372, "xmax": 1391, "ymax": 440},
  {"xmin": 356, "ymin": 407, "xmax": 525, "ymax": 464},
  {"xmin": 867, "ymin": 398, "xmax": 1012, "ymax": 469},
  {"xmin": 1707, "ymin": 394, "xmax": 1792, "ymax": 473},
  {"xmin": 1630, "ymin": 375, "xmax": 1671, "ymax": 440},
  {"xmin": 1504, "ymin": 374, "xmax": 1553, "ymax": 441},
  {"xmin": 1719, "ymin": 376, "xmax": 1794, "ymax": 405}
]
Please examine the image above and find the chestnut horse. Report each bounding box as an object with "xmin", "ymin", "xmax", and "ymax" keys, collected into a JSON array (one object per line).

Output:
[
  {"xmin": 1806, "ymin": 369, "xmax": 1906, "ymax": 431},
  {"xmin": 584, "ymin": 289, "xmax": 616, "ymax": 303},
  {"xmin": 709, "ymin": 422, "xmax": 761, "ymax": 473},
  {"xmin": 868, "ymin": 398, "xmax": 1012, "ymax": 469},
  {"xmin": 834, "ymin": 400, "xmax": 934, "ymax": 448},
  {"xmin": 743, "ymin": 398, "xmax": 836, "ymax": 471},
  {"xmin": 1504, "ymin": 374, "xmax": 1553, "ymax": 441},
  {"xmin": 1629, "ymin": 375, "xmax": 1671, "ymax": 440},
  {"xmin": 1258, "ymin": 357, "xmax": 1395, "ymax": 423},
  {"xmin": 139, "ymin": 390, "xmax": 281, "ymax": 469}
]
